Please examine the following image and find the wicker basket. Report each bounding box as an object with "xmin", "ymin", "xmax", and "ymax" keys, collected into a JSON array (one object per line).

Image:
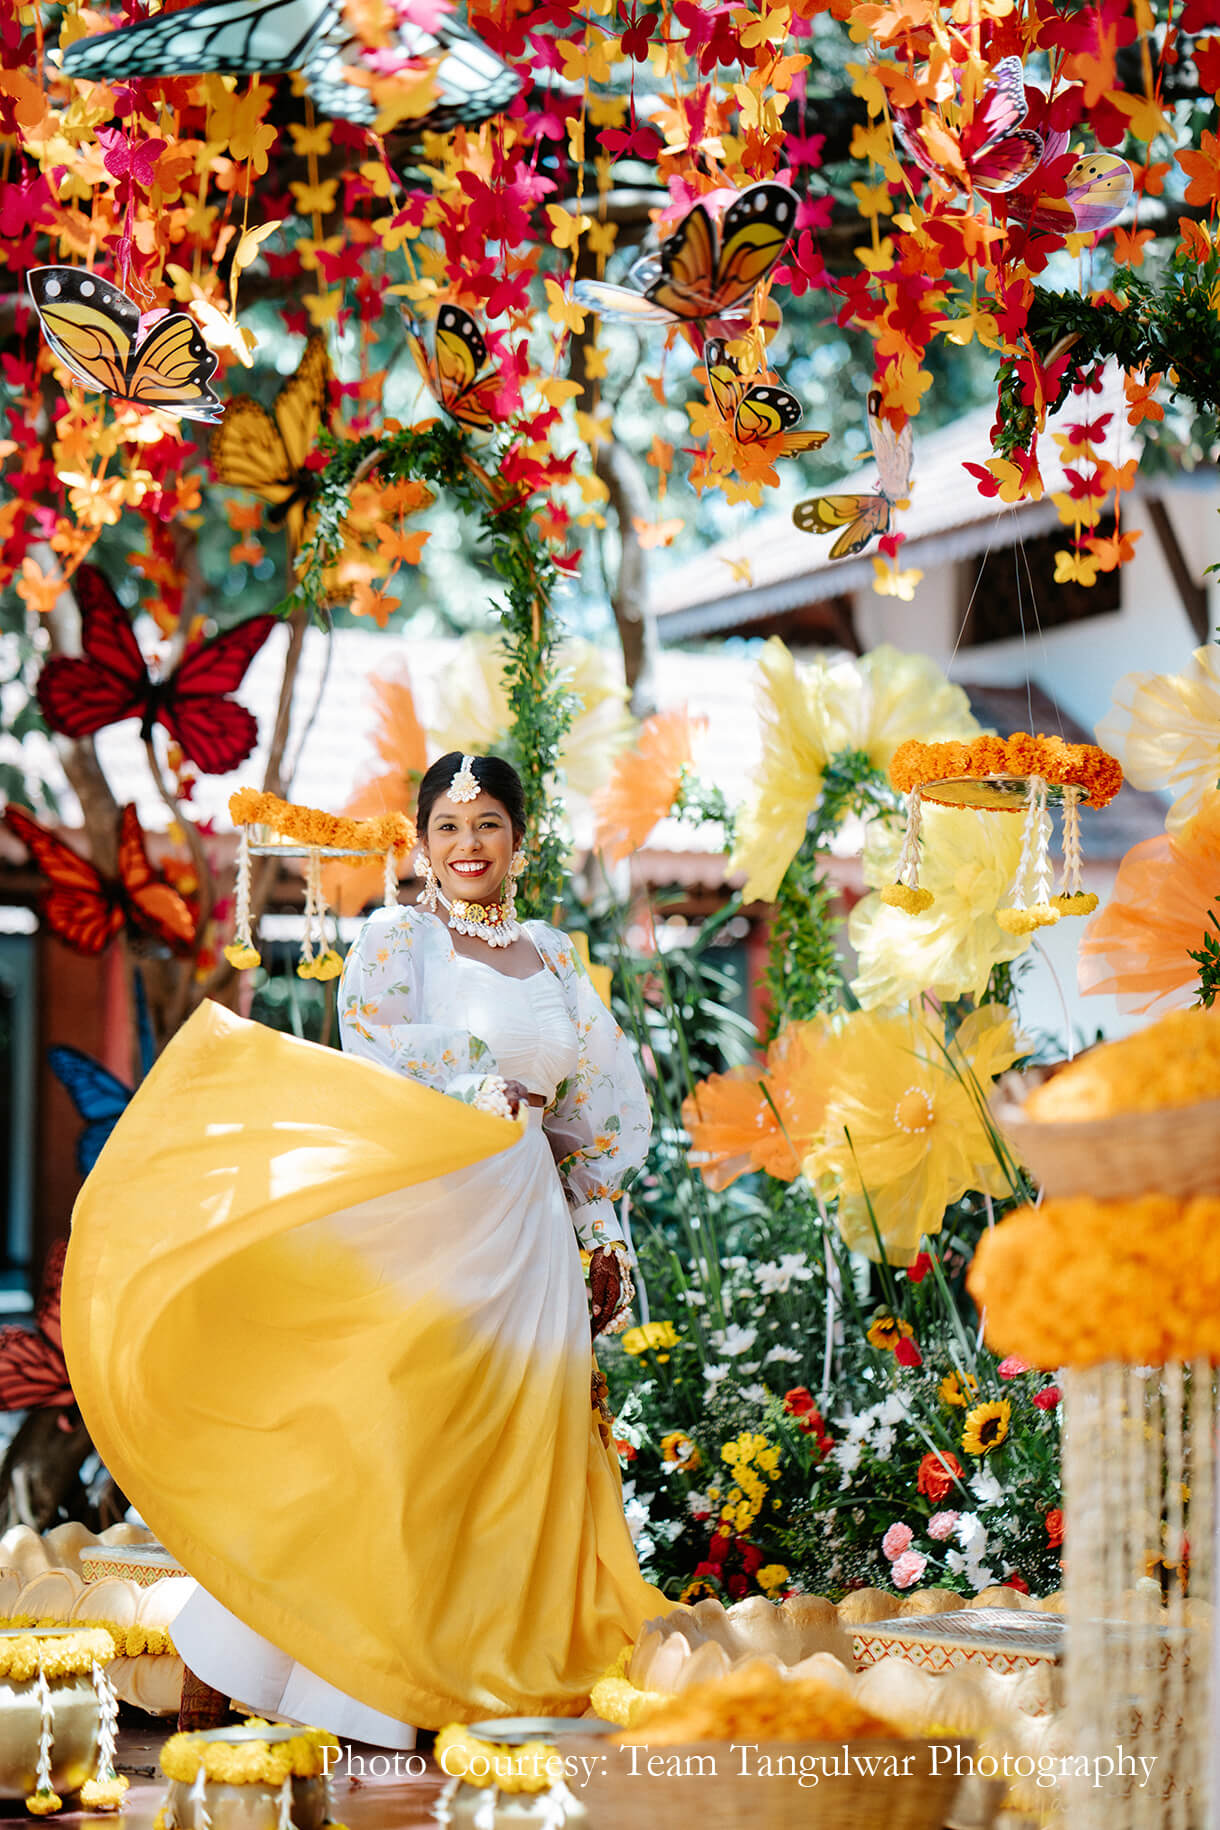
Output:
[
  {"xmin": 561, "ymin": 1736, "xmax": 970, "ymax": 1830},
  {"xmin": 992, "ymin": 1069, "xmax": 1220, "ymax": 1200}
]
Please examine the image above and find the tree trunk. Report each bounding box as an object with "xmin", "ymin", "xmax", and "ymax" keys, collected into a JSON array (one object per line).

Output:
[
  {"xmin": 0, "ymin": 1411, "xmax": 95, "ymax": 1532},
  {"xmin": 594, "ymin": 439, "xmax": 659, "ymax": 717}
]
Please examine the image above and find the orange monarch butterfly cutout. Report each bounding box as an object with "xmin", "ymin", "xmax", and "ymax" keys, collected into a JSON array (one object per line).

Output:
[
  {"xmin": 791, "ymin": 392, "xmax": 913, "ymax": 560},
  {"xmin": 2, "ymin": 803, "xmax": 197, "ymax": 957},
  {"xmin": 29, "ymin": 266, "xmax": 222, "ymax": 424},
  {"xmin": 572, "ymin": 184, "xmax": 796, "ymax": 331},
  {"xmin": 704, "ymin": 339, "xmax": 829, "ymax": 456},
  {"xmin": 403, "ymin": 304, "xmax": 502, "ymax": 433}
]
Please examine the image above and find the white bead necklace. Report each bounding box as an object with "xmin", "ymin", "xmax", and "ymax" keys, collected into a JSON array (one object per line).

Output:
[{"xmin": 438, "ymin": 885, "xmax": 522, "ymax": 948}]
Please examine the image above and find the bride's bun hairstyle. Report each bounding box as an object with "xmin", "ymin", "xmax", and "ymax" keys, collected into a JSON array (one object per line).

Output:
[{"xmin": 418, "ymin": 753, "xmax": 527, "ymax": 839}]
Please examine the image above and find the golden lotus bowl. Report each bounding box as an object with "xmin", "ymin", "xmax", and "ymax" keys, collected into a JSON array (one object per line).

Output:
[
  {"xmin": 0, "ymin": 1632, "xmax": 101, "ymax": 1799},
  {"xmin": 164, "ymin": 1727, "xmax": 328, "ymax": 1830}
]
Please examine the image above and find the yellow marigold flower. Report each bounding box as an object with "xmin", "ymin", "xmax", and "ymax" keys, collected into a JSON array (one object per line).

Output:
[
  {"xmin": 1052, "ymin": 891, "xmax": 1098, "ymax": 916},
  {"xmin": 620, "ymin": 1321, "xmax": 679, "ymax": 1357},
  {"xmin": 961, "ymin": 1399, "xmax": 1012, "ymax": 1456},
  {"xmin": 25, "ymin": 1792, "xmax": 62, "ymax": 1815},
  {"xmin": 756, "ymin": 1564, "xmax": 790, "ymax": 1593},
  {"xmin": 880, "ymin": 883, "xmax": 935, "ymax": 914},
  {"xmin": 852, "ymin": 805, "xmax": 1032, "ymax": 1007},
  {"xmin": 224, "ymin": 942, "xmax": 263, "ymax": 970},
  {"xmin": 939, "ymin": 1369, "xmax": 979, "ymax": 1408},
  {"xmin": 995, "ymin": 903, "xmax": 1060, "ymax": 935},
  {"xmin": 808, "ymin": 1005, "xmax": 1022, "ymax": 1264},
  {"xmin": 867, "ymin": 1314, "xmax": 914, "ymax": 1352},
  {"xmin": 1025, "ymin": 1007, "xmax": 1220, "ymax": 1120}
]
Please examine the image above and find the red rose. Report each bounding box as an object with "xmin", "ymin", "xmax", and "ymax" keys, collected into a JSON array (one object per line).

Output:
[
  {"xmin": 740, "ymin": 1542, "xmax": 764, "ymax": 1575},
  {"xmin": 1045, "ymin": 1508, "xmax": 1064, "ymax": 1548},
  {"xmin": 917, "ymin": 1450, "xmax": 964, "ymax": 1505},
  {"xmin": 895, "ymin": 1335, "xmax": 923, "ymax": 1368},
  {"xmin": 614, "ymin": 1438, "xmax": 637, "ymax": 1461},
  {"xmin": 707, "ymin": 1531, "xmax": 731, "ymax": 1565},
  {"xmin": 1003, "ymin": 1573, "xmax": 1030, "ymax": 1594},
  {"xmin": 784, "ymin": 1386, "xmax": 832, "ymax": 1454},
  {"xmin": 727, "ymin": 1572, "xmax": 748, "ymax": 1599},
  {"xmin": 783, "ymin": 1387, "xmax": 816, "ymax": 1416},
  {"xmin": 907, "ymin": 1252, "xmax": 933, "ymax": 1284},
  {"xmin": 1033, "ymin": 1386, "xmax": 1062, "ymax": 1411}
]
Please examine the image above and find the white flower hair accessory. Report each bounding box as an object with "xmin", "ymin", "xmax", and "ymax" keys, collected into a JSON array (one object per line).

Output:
[{"xmin": 449, "ymin": 755, "xmax": 481, "ymax": 803}]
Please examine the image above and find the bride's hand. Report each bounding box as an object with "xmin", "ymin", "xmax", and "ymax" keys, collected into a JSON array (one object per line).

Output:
[
  {"xmin": 588, "ymin": 1246, "xmax": 622, "ymax": 1338},
  {"xmin": 500, "ymin": 1079, "xmax": 531, "ymax": 1116}
]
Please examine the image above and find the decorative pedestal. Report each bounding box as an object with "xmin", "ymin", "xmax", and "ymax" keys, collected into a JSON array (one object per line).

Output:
[{"xmin": 1062, "ymin": 1362, "xmax": 1217, "ymax": 1829}]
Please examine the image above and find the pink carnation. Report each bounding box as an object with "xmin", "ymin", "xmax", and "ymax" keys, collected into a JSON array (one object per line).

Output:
[
  {"xmin": 1033, "ymin": 1385, "xmax": 1062, "ymax": 1410},
  {"xmin": 881, "ymin": 1522, "xmax": 914, "ymax": 1562},
  {"xmin": 998, "ymin": 1356, "xmax": 1031, "ymax": 1379},
  {"xmin": 927, "ymin": 1510, "xmax": 959, "ymax": 1541},
  {"xmin": 891, "ymin": 1549, "xmax": 929, "ymax": 1590}
]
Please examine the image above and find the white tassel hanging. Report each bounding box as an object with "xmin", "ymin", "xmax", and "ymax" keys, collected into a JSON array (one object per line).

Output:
[
  {"xmin": 233, "ymin": 826, "xmax": 254, "ymax": 950},
  {"xmin": 34, "ymin": 1669, "xmax": 54, "ymax": 1797},
  {"xmin": 881, "ymin": 787, "xmax": 932, "ymax": 912},
  {"xmin": 1060, "ymin": 785, "xmax": 1083, "ymax": 896},
  {"xmin": 188, "ymin": 1765, "xmax": 211, "ymax": 1830},
  {"xmin": 275, "ymin": 1773, "xmax": 294, "ymax": 1830},
  {"xmin": 382, "ymin": 844, "xmax": 399, "ymax": 908},
  {"xmin": 90, "ymin": 1659, "xmax": 119, "ymax": 1780},
  {"xmin": 298, "ymin": 848, "xmax": 319, "ymax": 971},
  {"xmin": 472, "ymin": 1787, "xmax": 499, "ymax": 1830}
]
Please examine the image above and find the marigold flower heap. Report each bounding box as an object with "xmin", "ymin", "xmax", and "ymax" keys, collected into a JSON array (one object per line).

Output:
[
  {"xmin": 884, "ymin": 733, "xmax": 1123, "ymax": 933},
  {"xmin": 970, "ymin": 1010, "xmax": 1220, "ymax": 1367}
]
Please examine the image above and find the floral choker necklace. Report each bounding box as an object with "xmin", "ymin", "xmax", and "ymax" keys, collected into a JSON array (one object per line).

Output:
[{"xmin": 438, "ymin": 885, "xmax": 522, "ymax": 949}]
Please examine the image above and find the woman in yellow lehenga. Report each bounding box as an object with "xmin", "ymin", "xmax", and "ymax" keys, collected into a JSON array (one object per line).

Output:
[{"xmin": 62, "ymin": 752, "xmax": 670, "ymax": 1747}]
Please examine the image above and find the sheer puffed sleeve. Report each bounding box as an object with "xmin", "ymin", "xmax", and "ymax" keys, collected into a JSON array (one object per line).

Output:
[
  {"xmin": 338, "ymin": 906, "xmax": 496, "ymax": 1097},
  {"xmin": 532, "ymin": 927, "xmax": 652, "ymax": 1248}
]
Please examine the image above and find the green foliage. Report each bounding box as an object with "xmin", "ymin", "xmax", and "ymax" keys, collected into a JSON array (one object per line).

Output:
[
  {"xmin": 1190, "ymin": 907, "xmax": 1220, "ymax": 1009},
  {"xmin": 290, "ymin": 421, "xmax": 571, "ymax": 915}
]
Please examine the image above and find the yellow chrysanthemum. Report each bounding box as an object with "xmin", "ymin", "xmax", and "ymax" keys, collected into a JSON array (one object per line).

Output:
[
  {"xmin": 430, "ymin": 633, "xmax": 633, "ymax": 803},
  {"xmin": 850, "ymin": 805, "xmax": 1032, "ymax": 1008},
  {"xmin": 620, "ymin": 1321, "xmax": 680, "ymax": 1357},
  {"xmin": 961, "ymin": 1399, "xmax": 1012, "ymax": 1457},
  {"xmin": 731, "ymin": 638, "xmax": 830, "ymax": 904},
  {"xmin": 731, "ymin": 640, "xmax": 979, "ymax": 906},
  {"xmin": 1096, "ymin": 645, "xmax": 1220, "ymax": 831},
  {"xmin": 817, "ymin": 645, "xmax": 979, "ymax": 769},
  {"xmin": 808, "ymin": 1006, "xmax": 1021, "ymax": 1264}
]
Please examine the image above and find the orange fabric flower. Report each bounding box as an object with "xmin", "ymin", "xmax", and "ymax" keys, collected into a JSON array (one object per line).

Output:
[
  {"xmin": 1078, "ymin": 791, "xmax": 1220, "ymax": 1014},
  {"xmin": 592, "ymin": 709, "xmax": 701, "ymax": 864},
  {"xmin": 320, "ymin": 671, "xmax": 428, "ymax": 916},
  {"xmin": 683, "ymin": 1020, "xmax": 831, "ymax": 1190}
]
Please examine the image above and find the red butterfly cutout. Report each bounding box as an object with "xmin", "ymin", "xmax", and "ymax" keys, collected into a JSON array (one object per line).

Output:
[
  {"xmin": 0, "ymin": 1240, "xmax": 73, "ymax": 1412},
  {"xmin": 2, "ymin": 803, "xmax": 197, "ymax": 956},
  {"xmin": 37, "ymin": 565, "xmax": 277, "ymax": 775}
]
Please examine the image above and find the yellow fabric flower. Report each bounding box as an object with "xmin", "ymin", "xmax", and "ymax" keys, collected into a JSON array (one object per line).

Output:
[
  {"xmin": 731, "ymin": 638, "xmax": 830, "ymax": 904},
  {"xmin": 808, "ymin": 1005, "xmax": 1021, "ymax": 1264},
  {"xmin": 1096, "ymin": 645, "xmax": 1220, "ymax": 831},
  {"xmin": 817, "ymin": 645, "xmax": 979, "ymax": 769},
  {"xmin": 850, "ymin": 805, "xmax": 1031, "ymax": 1008},
  {"xmin": 961, "ymin": 1399, "xmax": 1012, "ymax": 1456},
  {"xmin": 731, "ymin": 640, "xmax": 980, "ymax": 906}
]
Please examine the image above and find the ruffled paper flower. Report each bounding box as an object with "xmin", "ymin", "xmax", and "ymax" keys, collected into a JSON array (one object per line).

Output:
[
  {"xmin": 817, "ymin": 644, "xmax": 979, "ymax": 769},
  {"xmin": 683, "ymin": 1019, "xmax": 834, "ymax": 1190},
  {"xmin": 808, "ymin": 1006, "xmax": 1021, "ymax": 1264},
  {"xmin": 1096, "ymin": 645, "xmax": 1220, "ymax": 830},
  {"xmin": 730, "ymin": 638, "xmax": 830, "ymax": 904},
  {"xmin": 1079, "ymin": 790, "xmax": 1220, "ymax": 1013},
  {"xmin": 322, "ymin": 671, "xmax": 429, "ymax": 916},
  {"xmin": 850, "ymin": 804, "xmax": 1032, "ymax": 1008},
  {"xmin": 593, "ymin": 709, "xmax": 702, "ymax": 863}
]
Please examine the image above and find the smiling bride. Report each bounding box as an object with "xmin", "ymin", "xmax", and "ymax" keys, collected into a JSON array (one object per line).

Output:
[{"xmin": 62, "ymin": 751, "xmax": 671, "ymax": 1748}]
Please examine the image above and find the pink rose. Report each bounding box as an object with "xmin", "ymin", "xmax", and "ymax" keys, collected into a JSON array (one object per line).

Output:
[
  {"xmin": 881, "ymin": 1522, "xmax": 914, "ymax": 1562},
  {"xmin": 1034, "ymin": 1385, "xmax": 1062, "ymax": 1410},
  {"xmin": 998, "ymin": 1356, "xmax": 1031, "ymax": 1379},
  {"xmin": 891, "ymin": 1550, "xmax": 929, "ymax": 1590},
  {"xmin": 927, "ymin": 1510, "xmax": 959, "ymax": 1541}
]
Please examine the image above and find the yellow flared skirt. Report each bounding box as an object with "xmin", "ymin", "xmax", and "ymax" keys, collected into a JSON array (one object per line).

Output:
[{"xmin": 62, "ymin": 1003, "xmax": 669, "ymax": 1727}]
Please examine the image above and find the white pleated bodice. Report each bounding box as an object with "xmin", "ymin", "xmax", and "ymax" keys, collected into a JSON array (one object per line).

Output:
[{"xmin": 448, "ymin": 954, "xmax": 580, "ymax": 1099}]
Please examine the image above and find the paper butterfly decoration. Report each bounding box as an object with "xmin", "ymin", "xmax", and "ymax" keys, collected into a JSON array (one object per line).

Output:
[
  {"xmin": 1009, "ymin": 152, "xmax": 1134, "ymax": 238},
  {"xmin": 49, "ymin": 1048, "xmax": 135, "ymax": 1177},
  {"xmin": 37, "ymin": 565, "xmax": 276, "ymax": 775},
  {"xmin": 211, "ymin": 335, "xmax": 331, "ymax": 550},
  {"xmin": 0, "ymin": 1240, "xmax": 73, "ymax": 1413},
  {"xmin": 2, "ymin": 803, "xmax": 197, "ymax": 957},
  {"xmin": 892, "ymin": 57, "xmax": 1044, "ymax": 194},
  {"xmin": 704, "ymin": 339, "xmax": 829, "ymax": 456},
  {"xmin": 572, "ymin": 184, "xmax": 796, "ymax": 330},
  {"xmin": 791, "ymin": 391, "xmax": 913, "ymax": 560},
  {"xmin": 28, "ymin": 267, "xmax": 222, "ymax": 424},
  {"xmin": 404, "ymin": 305, "xmax": 501, "ymax": 433},
  {"xmin": 60, "ymin": 0, "xmax": 522, "ymax": 130}
]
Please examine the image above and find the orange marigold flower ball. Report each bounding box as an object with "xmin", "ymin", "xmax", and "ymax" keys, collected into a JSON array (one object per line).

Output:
[
  {"xmin": 968, "ymin": 1195, "xmax": 1220, "ymax": 1367},
  {"xmin": 889, "ymin": 734, "xmax": 1123, "ymax": 808}
]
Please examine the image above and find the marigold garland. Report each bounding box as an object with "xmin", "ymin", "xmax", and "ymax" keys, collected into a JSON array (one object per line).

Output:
[
  {"xmin": 228, "ymin": 790, "xmax": 415, "ymax": 855},
  {"xmin": 889, "ymin": 735, "xmax": 1123, "ymax": 809},
  {"xmin": 588, "ymin": 1645, "xmax": 668, "ymax": 1728},
  {"xmin": 0, "ymin": 1628, "xmax": 115, "ymax": 1683},
  {"xmin": 159, "ymin": 1722, "xmax": 339, "ymax": 1786},
  {"xmin": 968, "ymin": 1194, "xmax": 1220, "ymax": 1367},
  {"xmin": 433, "ymin": 1725, "xmax": 561, "ymax": 1794}
]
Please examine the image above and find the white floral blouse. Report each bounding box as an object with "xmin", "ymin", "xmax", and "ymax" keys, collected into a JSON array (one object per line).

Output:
[{"xmin": 338, "ymin": 905, "xmax": 651, "ymax": 1247}]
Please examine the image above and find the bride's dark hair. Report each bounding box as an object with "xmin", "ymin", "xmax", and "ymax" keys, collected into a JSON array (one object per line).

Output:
[{"xmin": 418, "ymin": 753, "xmax": 526, "ymax": 838}]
